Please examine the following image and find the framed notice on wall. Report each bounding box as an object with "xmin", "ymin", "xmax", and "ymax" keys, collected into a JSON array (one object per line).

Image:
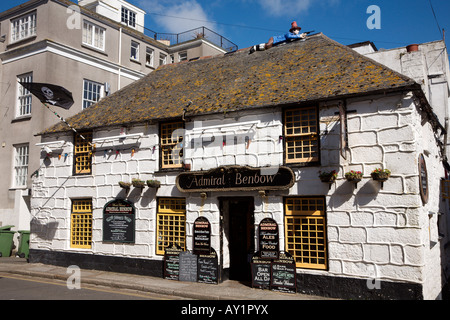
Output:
[
  {"xmin": 418, "ymin": 154, "xmax": 429, "ymax": 205},
  {"xmin": 103, "ymin": 199, "xmax": 135, "ymax": 243}
]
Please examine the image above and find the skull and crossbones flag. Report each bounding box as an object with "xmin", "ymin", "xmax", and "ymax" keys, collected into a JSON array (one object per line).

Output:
[{"xmin": 19, "ymin": 82, "xmax": 74, "ymax": 109}]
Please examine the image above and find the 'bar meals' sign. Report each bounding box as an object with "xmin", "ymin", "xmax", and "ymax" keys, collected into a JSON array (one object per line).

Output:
[{"xmin": 176, "ymin": 166, "xmax": 294, "ymax": 193}]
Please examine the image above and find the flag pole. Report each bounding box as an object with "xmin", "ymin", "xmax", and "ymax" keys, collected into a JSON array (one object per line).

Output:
[{"xmin": 41, "ymin": 102, "xmax": 94, "ymax": 148}]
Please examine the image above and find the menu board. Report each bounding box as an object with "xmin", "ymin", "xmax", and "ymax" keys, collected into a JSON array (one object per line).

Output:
[
  {"xmin": 271, "ymin": 252, "xmax": 296, "ymax": 294},
  {"xmin": 164, "ymin": 244, "xmax": 183, "ymax": 281},
  {"xmin": 251, "ymin": 253, "xmax": 271, "ymax": 289},
  {"xmin": 103, "ymin": 199, "xmax": 135, "ymax": 243},
  {"xmin": 258, "ymin": 218, "xmax": 279, "ymax": 259},
  {"xmin": 179, "ymin": 251, "xmax": 198, "ymax": 282},
  {"xmin": 193, "ymin": 217, "xmax": 211, "ymax": 255},
  {"xmin": 198, "ymin": 248, "xmax": 218, "ymax": 284}
]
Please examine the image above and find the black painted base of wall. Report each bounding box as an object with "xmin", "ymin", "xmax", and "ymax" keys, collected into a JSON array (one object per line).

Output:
[
  {"xmin": 29, "ymin": 249, "xmax": 163, "ymax": 278},
  {"xmin": 29, "ymin": 249, "xmax": 424, "ymax": 300}
]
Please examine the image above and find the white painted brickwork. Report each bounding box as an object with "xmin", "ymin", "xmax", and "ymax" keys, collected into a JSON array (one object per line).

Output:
[{"xmin": 31, "ymin": 92, "xmax": 444, "ymax": 299}]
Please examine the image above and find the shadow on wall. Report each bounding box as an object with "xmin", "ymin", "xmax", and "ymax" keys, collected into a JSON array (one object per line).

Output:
[{"xmin": 31, "ymin": 217, "xmax": 58, "ymax": 241}]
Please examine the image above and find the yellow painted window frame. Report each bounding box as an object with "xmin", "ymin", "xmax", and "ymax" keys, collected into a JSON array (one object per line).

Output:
[
  {"xmin": 74, "ymin": 132, "xmax": 93, "ymax": 175},
  {"xmin": 284, "ymin": 106, "xmax": 319, "ymax": 164},
  {"xmin": 441, "ymin": 180, "xmax": 450, "ymax": 200},
  {"xmin": 156, "ymin": 198, "xmax": 186, "ymax": 255},
  {"xmin": 284, "ymin": 197, "xmax": 327, "ymax": 270},
  {"xmin": 71, "ymin": 199, "xmax": 93, "ymax": 249},
  {"xmin": 160, "ymin": 121, "xmax": 184, "ymax": 169}
]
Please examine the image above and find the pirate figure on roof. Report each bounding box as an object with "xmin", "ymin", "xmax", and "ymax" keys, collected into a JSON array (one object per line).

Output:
[{"xmin": 249, "ymin": 21, "xmax": 308, "ymax": 54}]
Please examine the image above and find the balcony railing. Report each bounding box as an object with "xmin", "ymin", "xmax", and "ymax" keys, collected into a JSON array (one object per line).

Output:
[{"xmin": 144, "ymin": 26, "xmax": 238, "ymax": 53}]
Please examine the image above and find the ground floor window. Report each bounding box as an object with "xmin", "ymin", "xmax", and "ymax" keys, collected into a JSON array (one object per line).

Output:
[
  {"xmin": 156, "ymin": 198, "xmax": 186, "ymax": 255},
  {"xmin": 71, "ymin": 199, "xmax": 93, "ymax": 249},
  {"xmin": 284, "ymin": 197, "xmax": 327, "ymax": 270}
]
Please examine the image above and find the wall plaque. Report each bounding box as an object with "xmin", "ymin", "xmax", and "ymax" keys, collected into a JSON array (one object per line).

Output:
[
  {"xmin": 418, "ymin": 154, "xmax": 429, "ymax": 204},
  {"xmin": 176, "ymin": 166, "xmax": 295, "ymax": 193},
  {"xmin": 193, "ymin": 217, "xmax": 211, "ymax": 255},
  {"xmin": 103, "ymin": 199, "xmax": 135, "ymax": 243},
  {"xmin": 258, "ymin": 218, "xmax": 279, "ymax": 259}
]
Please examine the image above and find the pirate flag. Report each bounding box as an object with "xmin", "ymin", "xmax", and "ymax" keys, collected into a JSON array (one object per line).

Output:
[{"xmin": 19, "ymin": 82, "xmax": 74, "ymax": 109}]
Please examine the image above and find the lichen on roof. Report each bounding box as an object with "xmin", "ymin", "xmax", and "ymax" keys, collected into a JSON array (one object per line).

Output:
[{"xmin": 42, "ymin": 33, "xmax": 417, "ymax": 134}]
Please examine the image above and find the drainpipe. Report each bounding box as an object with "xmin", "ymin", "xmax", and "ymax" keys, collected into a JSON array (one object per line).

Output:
[{"xmin": 118, "ymin": 27, "xmax": 122, "ymax": 90}]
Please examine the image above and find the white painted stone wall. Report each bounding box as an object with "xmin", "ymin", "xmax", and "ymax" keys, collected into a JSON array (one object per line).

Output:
[{"xmin": 31, "ymin": 91, "xmax": 445, "ymax": 299}]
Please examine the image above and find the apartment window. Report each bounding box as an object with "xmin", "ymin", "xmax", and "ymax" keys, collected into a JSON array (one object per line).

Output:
[
  {"xmin": 74, "ymin": 132, "xmax": 93, "ymax": 175},
  {"xmin": 160, "ymin": 121, "xmax": 184, "ymax": 169},
  {"xmin": 71, "ymin": 199, "xmax": 93, "ymax": 249},
  {"xmin": 13, "ymin": 144, "xmax": 29, "ymax": 188},
  {"xmin": 285, "ymin": 197, "xmax": 327, "ymax": 270},
  {"xmin": 83, "ymin": 80, "xmax": 103, "ymax": 109},
  {"xmin": 11, "ymin": 11, "xmax": 36, "ymax": 42},
  {"xmin": 170, "ymin": 54, "xmax": 174, "ymax": 64},
  {"xmin": 146, "ymin": 47, "xmax": 154, "ymax": 67},
  {"xmin": 284, "ymin": 107, "xmax": 319, "ymax": 164},
  {"xmin": 121, "ymin": 7, "xmax": 136, "ymax": 28},
  {"xmin": 131, "ymin": 41, "xmax": 139, "ymax": 60},
  {"xmin": 179, "ymin": 51, "xmax": 187, "ymax": 62},
  {"xmin": 82, "ymin": 20, "xmax": 105, "ymax": 51},
  {"xmin": 156, "ymin": 198, "xmax": 186, "ymax": 255},
  {"xmin": 159, "ymin": 53, "xmax": 167, "ymax": 66},
  {"xmin": 17, "ymin": 73, "xmax": 33, "ymax": 117}
]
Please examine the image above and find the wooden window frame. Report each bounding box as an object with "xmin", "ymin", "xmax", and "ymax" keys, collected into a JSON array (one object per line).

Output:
[
  {"xmin": 284, "ymin": 197, "xmax": 328, "ymax": 270},
  {"xmin": 71, "ymin": 199, "xmax": 93, "ymax": 249},
  {"xmin": 156, "ymin": 197, "xmax": 186, "ymax": 255},
  {"xmin": 159, "ymin": 121, "xmax": 184, "ymax": 170},
  {"xmin": 283, "ymin": 106, "xmax": 320, "ymax": 165},
  {"xmin": 73, "ymin": 132, "xmax": 93, "ymax": 175}
]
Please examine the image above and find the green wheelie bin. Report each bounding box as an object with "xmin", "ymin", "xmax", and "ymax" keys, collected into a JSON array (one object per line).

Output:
[
  {"xmin": 0, "ymin": 226, "xmax": 16, "ymax": 258},
  {"xmin": 17, "ymin": 230, "xmax": 30, "ymax": 259}
]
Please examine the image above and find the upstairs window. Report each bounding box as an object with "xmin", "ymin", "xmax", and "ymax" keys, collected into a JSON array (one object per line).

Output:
[
  {"xmin": 159, "ymin": 53, "xmax": 167, "ymax": 66},
  {"xmin": 146, "ymin": 47, "xmax": 154, "ymax": 67},
  {"xmin": 131, "ymin": 41, "xmax": 139, "ymax": 61},
  {"xmin": 13, "ymin": 144, "xmax": 29, "ymax": 188},
  {"xmin": 11, "ymin": 12, "xmax": 36, "ymax": 42},
  {"xmin": 17, "ymin": 73, "xmax": 33, "ymax": 117},
  {"xmin": 160, "ymin": 121, "xmax": 184, "ymax": 169},
  {"xmin": 82, "ymin": 20, "xmax": 105, "ymax": 51},
  {"xmin": 179, "ymin": 51, "xmax": 187, "ymax": 62},
  {"xmin": 83, "ymin": 79, "xmax": 103, "ymax": 109},
  {"xmin": 284, "ymin": 106, "xmax": 319, "ymax": 164},
  {"xmin": 74, "ymin": 132, "xmax": 93, "ymax": 175},
  {"xmin": 121, "ymin": 7, "xmax": 136, "ymax": 28}
]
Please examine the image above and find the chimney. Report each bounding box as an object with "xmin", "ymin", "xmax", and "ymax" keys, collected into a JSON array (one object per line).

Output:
[{"xmin": 406, "ymin": 44, "xmax": 419, "ymax": 52}]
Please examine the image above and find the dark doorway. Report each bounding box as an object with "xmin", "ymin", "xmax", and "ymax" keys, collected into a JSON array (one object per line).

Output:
[{"xmin": 221, "ymin": 197, "xmax": 254, "ymax": 282}]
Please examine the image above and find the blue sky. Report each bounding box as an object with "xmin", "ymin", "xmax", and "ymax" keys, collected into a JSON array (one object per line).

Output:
[{"xmin": 1, "ymin": 0, "xmax": 449, "ymax": 50}]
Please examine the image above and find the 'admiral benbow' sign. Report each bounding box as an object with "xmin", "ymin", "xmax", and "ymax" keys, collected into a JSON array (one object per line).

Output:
[{"xmin": 176, "ymin": 166, "xmax": 294, "ymax": 192}]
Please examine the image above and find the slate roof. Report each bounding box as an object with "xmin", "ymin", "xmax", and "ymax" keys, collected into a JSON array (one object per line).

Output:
[{"xmin": 42, "ymin": 33, "xmax": 419, "ymax": 134}]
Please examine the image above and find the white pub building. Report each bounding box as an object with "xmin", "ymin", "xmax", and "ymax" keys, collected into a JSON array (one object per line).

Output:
[{"xmin": 30, "ymin": 34, "xmax": 450, "ymax": 300}]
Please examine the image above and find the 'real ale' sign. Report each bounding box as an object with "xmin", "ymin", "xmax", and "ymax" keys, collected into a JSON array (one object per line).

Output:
[{"xmin": 176, "ymin": 166, "xmax": 295, "ymax": 193}]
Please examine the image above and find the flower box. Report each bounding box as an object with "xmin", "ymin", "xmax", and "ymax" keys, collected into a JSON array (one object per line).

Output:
[
  {"xmin": 319, "ymin": 170, "xmax": 338, "ymax": 183},
  {"xmin": 132, "ymin": 179, "xmax": 146, "ymax": 188},
  {"xmin": 147, "ymin": 180, "xmax": 161, "ymax": 188},
  {"xmin": 118, "ymin": 181, "xmax": 131, "ymax": 189},
  {"xmin": 371, "ymin": 169, "xmax": 391, "ymax": 182}
]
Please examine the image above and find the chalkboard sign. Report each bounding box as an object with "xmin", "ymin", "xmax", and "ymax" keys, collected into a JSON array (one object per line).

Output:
[
  {"xmin": 179, "ymin": 251, "xmax": 198, "ymax": 282},
  {"xmin": 258, "ymin": 218, "xmax": 279, "ymax": 259},
  {"xmin": 198, "ymin": 248, "xmax": 218, "ymax": 284},
  {"xmin": 103, "ymin": 199, "xmax": 135, "ymax": 243},
  {"xmin": 193, "ymin": 217, "xmax": 211, "ymax": 255},
  {"xmin": 251, "ymin": 253, "xmax": 271, "ymax": 289},
  {"xmin": 271, "ymin": 251, "xmax": 296, "ymax": 294},
  {"xmin": 164, "ymin": 244, "xmax": 182, "ymax": 281}
]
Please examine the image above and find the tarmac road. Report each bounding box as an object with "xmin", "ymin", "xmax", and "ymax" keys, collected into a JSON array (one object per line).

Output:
[{"xmin": 0, "ymin": 273, "xmax": 185, "ymax": 300}]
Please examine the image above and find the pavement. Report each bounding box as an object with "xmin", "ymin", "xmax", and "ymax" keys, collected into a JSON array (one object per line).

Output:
[{"xmin": 0, "ymin": 256, "xmax": 333, "ymax": 300}]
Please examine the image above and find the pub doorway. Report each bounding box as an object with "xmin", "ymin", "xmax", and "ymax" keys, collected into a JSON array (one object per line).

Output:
[{"xmin": 219, "ymin": 197, "xmax": 254, "ymax": 282}]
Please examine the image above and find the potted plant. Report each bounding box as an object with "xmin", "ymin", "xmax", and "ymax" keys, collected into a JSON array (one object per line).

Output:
[
  {"xmin": 345, "ymin": 170, "xmax": 363, "ymax": 183},
  {"xmin": 371, "ymin": 168, "xmax": 391, "ymax": 182},
  {"xmin": 118, "ymin": 181, "xmax": 131, "ymax": 189},
  {"xmin": 319, "ymin": 170, "xmax": 338, "ymax": 183},
  {"xmin": 132, "ymin": 179, "xmax": 146, "ymax": 188},
  {"xmin": 147, "ymin": 179, "xmax": 161, "ymax": 188},
  {"xmin": 371, "ymin": 168, "xmax": 391, "ymax": 189}
]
